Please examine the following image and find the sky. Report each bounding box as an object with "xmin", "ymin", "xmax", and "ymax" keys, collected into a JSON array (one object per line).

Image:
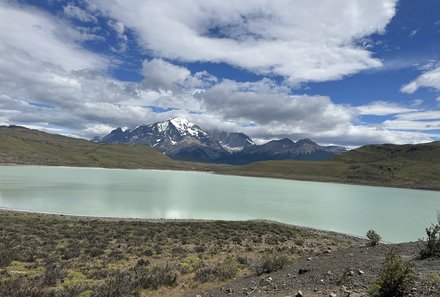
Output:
[{"xmin": 0, "ymin": 0, "xmax": 440, "ymax": 147}]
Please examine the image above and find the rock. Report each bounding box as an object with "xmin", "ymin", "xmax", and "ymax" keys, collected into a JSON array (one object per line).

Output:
[
  {"xmin": 348, "ymin": 270, "xmax": 355, "ymax": 276},
  {"xmin": 326, "ymin": 270, "xmax": 333, "ymax": 275},
  {"xmin": 348, "ymin": 293, "xmax": 369, "ymax": 297},
  {"xmin": 260, "ymin": 276, "xmax": 273, "ymax": 285},
  {"xmin": 357, "ymin": 270, "xmax": 365, "ymax": 275},
  {"xmin": 298, "ymin": 268, "xmax": 310, "ymax": 275},
  {"xmin": 296, "ymin": 291, "xmax": 304, "ymax": 297},
  {"xmin": 307, "ymin": 257, "xmax": 312, "ymax": 261},
  {"xmin": 329, "ymin": 293, "xmax": 337, "ymax": 297},
  {"xmin": 225, "ymin": 288, "xmax": 233, "ymax": 294},
  {"xmin": 342, "ymin": 285, "xmax": 351, "ymax": 293}
]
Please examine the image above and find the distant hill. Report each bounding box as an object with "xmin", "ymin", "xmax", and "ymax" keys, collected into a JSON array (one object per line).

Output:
[
  {"xmin": 0, "ymin": 125, "xmax": 214, "ymax": 171},
  {"xmin": 233, "ymin": 141, "xmax": 440, "ymax": 190}
]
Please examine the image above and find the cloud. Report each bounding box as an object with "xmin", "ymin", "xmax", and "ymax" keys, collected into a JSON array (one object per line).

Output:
[
  {"xmin": 63, "ymin": 3, "xmax": 97, "ymax": 23},
  {"xmin": 408, "ymin": 29, "xmax": 418, "ymax": 38},
  {"xmin": 0, "ymin": 2, "xmax": 106, "ymax": 72},
  {"xmin": 87, "ymin": 0, "xmax": 397, "ymax": 83},
  {"xmin": 107, "ymin": 19, "xmax": 129, "ymax": 52},
  {"xmin": 0, "ymin": 2, "xmax": 437, "ymax": 145},
  {"xmin": 401, "ymin": 64, "xmax": 440, "ymax": 93},
  {"xmin": 356, "ymin": 101, "xmax": 417, "ymax": 116}
]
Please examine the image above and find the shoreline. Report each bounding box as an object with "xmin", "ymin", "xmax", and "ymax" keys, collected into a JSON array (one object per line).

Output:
[
  {"xmin": 1, "ymin": 163, "xmax": 439, "ymax": 192},
  {"xmin": 0, "ymin": 207, "xmax": 378, "ymax": 244}
]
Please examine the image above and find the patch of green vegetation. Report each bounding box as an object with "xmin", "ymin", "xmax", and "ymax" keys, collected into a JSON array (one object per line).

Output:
[
  {"xmin": 234, "ymin": 141, "xmax": 440, "ymax": 190},
  {"xmin": 0, "ymin": 210, "xmax": 359, "ymax": 296},
  {"xmin": 369, "ymin": 250, "xmax": 415, "ymax": 297},
  {"xmin": 0, "ymin": 126, "xmax": 217, "ymax": 171}
]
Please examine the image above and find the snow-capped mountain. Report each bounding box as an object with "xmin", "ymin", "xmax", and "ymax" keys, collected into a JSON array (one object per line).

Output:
[
  {"xmin": 100, "ymin": 118, "xmax": 346, "ymax": 164},
  {"xmin": 101, "ymin": 118, "xmax": 228, "ymax": 162},
  {"xmin": 209, "ymin": 130, "xmax": 255, "ymax": 152}
]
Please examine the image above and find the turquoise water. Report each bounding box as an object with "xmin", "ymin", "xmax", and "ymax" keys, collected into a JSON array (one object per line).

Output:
[{"xmin": 0, "ymin": 165, "xmax": 439, "ymax": 242}]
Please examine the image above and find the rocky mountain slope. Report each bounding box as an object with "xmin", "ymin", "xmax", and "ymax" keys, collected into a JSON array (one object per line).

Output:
[
  {"xmin": 210, "ymin": 130, "xmax": 255, "ymax": 152},
  {"xmin": 213, "ymin": 138, "xmax": 346, "ymax": 165},
  {"xmin": 102, "ymin": 118, "xmax": 227, "ymax": 162},
  {"xmin": 101, "ymin": 118, "xmax": 345, "ymax": 164}
]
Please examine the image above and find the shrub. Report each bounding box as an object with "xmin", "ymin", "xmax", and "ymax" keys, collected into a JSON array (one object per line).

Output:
[
  {"xmin": 366, "ymin": 229, "xmax": 381, "ymax": 246},
  {"xmin": 194, "ymin": 267, "xmax": 217, "ymax": 283},
  {"xmin": 216, "ymin": 257, "xmax": 239, "ymax": 280},
  {"xmin": 370, "ymin": 250, "xmax": 415, "ymax": 297},
  {"xmin": 193, "ymin": 258, "xmax": 239, "ymax": 283},
  {"xmin": 419, "ymin": 214, "xmax": 440, "ymax": 259},
  {"xmin": 254, "ymin": 253, "xmax": 290, "ymax": 275}
]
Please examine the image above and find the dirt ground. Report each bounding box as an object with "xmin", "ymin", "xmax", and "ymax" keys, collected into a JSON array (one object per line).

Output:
[{"xmin": 194, "ymin": 242, "xmax": 440, "ymax": 297}]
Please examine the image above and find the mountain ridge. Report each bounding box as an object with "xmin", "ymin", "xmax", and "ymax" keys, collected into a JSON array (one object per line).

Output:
[{"xmin": 100, "ymin": 118, "xmax": 346, "ymax": 164}]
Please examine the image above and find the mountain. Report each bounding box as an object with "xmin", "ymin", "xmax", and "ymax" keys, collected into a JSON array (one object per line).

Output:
[
  {"xmin": 209, "ymin": 130, "xmax": 255, "ymax": 152},
  {"xmin": 213, "ymin": 138, "xmax": 345, "ymax": 165},
  {"xmin": 102, "ymin": 118, "xmax": 228, "ymax": 162},
  {"xmin": 101, "ymin": 118, "xmax": 346, "ymax": 164}
]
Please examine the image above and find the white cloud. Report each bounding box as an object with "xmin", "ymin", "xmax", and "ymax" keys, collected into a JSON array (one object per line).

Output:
[
  {"xmin": 383, "ymin": 120, "xmax": 440, "ymax": 131},
  {"xmin": 0, "ymin": 2, "xmax": 437, "ymax": 145},
  {"xmin": 408, "ymin": 29, "xmax": 418, "ymax": 38},
  {"xmin": 87, "ymin": 0, "xmax": 397, "ymax": 83},
  {"xmin": 356, "ymin": 101, "xmax": 417, "ymax": 116},
  {"xmin": 63, "ymin": 3, "xmax": 97, "ymax": 23},
  {"xmin": 0, "ymin": 2, "xmax": 106, "ymax": 72},
  {"xmin": 394, "ymin": 110, "xmax": 440, "ymax": 121},
  {"xmin": 108, "ymin": 19, "xmax": 129, "ymax": 52},
  {"xmin": 401, "ymin": 64, "xmax": 440, "ymax": 93}
]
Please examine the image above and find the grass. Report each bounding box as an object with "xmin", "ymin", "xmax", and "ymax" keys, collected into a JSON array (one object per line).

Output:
[
  {"xmin": 231, "ymin": 141, "xmax": 440, "ymax": 190},
  {"xmin": 0, "ymin": 210, "xmax": 359, "ymax": 297},
  {"xmin": 0, "ymin": 126, "xmax": 218, "ymax": 171}
]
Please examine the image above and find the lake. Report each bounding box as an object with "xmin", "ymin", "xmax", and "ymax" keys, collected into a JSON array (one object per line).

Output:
[{"xmin": 0, "ymin": 165, "xmax": 439, "ymax": 242}]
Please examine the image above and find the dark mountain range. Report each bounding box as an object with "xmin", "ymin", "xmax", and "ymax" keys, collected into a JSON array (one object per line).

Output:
[
  {"xmin": 213, "ymin": 138, "xmax": 344, "ymax": 165},
  {"xmin": 100, "ymin": 118, "xmax": 346, "ymax": 164}
]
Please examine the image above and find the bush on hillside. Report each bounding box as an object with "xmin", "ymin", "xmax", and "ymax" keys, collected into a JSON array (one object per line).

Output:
[
  {"xmin": 370, "ymin": 250, "xmax": 415, "ymax": 297},
  {"xmin": 420, "ymin": 214, "xmax": 440, "ymax": 259},
  {"xmin": 366, "ymin": 229, "xmax": 381, "ymax": 246},
  {"xmin": 254, "ymin": 253, "xmax": 290, "ymax": 276}
]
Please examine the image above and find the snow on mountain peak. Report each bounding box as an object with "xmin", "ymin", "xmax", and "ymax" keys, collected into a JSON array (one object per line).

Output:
[{"xmin": 168, "ymin": 117, "xmax": 207, "ymax": 137}]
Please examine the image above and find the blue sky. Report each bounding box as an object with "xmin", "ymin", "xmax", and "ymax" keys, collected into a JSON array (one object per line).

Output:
[{"xmin": 0, "ymin": 0, "xmax": 439, "ymax": 146}]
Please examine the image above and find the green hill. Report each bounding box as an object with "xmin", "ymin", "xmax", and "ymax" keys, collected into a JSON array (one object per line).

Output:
[
  {"xmin": 0, "ymin": 126, "xmax": 213, "ymax": 171},
  {"xmin": 233, "ymin": 141, "xmax": 440, "ymax": 190}
]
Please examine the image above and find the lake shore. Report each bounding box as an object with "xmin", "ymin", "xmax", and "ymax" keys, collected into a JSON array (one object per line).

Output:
[
  {"xmin": 3, "ymin": 162, "xmax": 439, "ymax": 192},
  {"xmin": 1, "ymin": 209, "xmax": 439, "ymax": 297}
]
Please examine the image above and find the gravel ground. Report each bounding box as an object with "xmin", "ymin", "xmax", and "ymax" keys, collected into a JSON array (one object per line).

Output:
[{"xmin": 192, "ymin": 242, "xmax": 440, "ymax": 297}]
